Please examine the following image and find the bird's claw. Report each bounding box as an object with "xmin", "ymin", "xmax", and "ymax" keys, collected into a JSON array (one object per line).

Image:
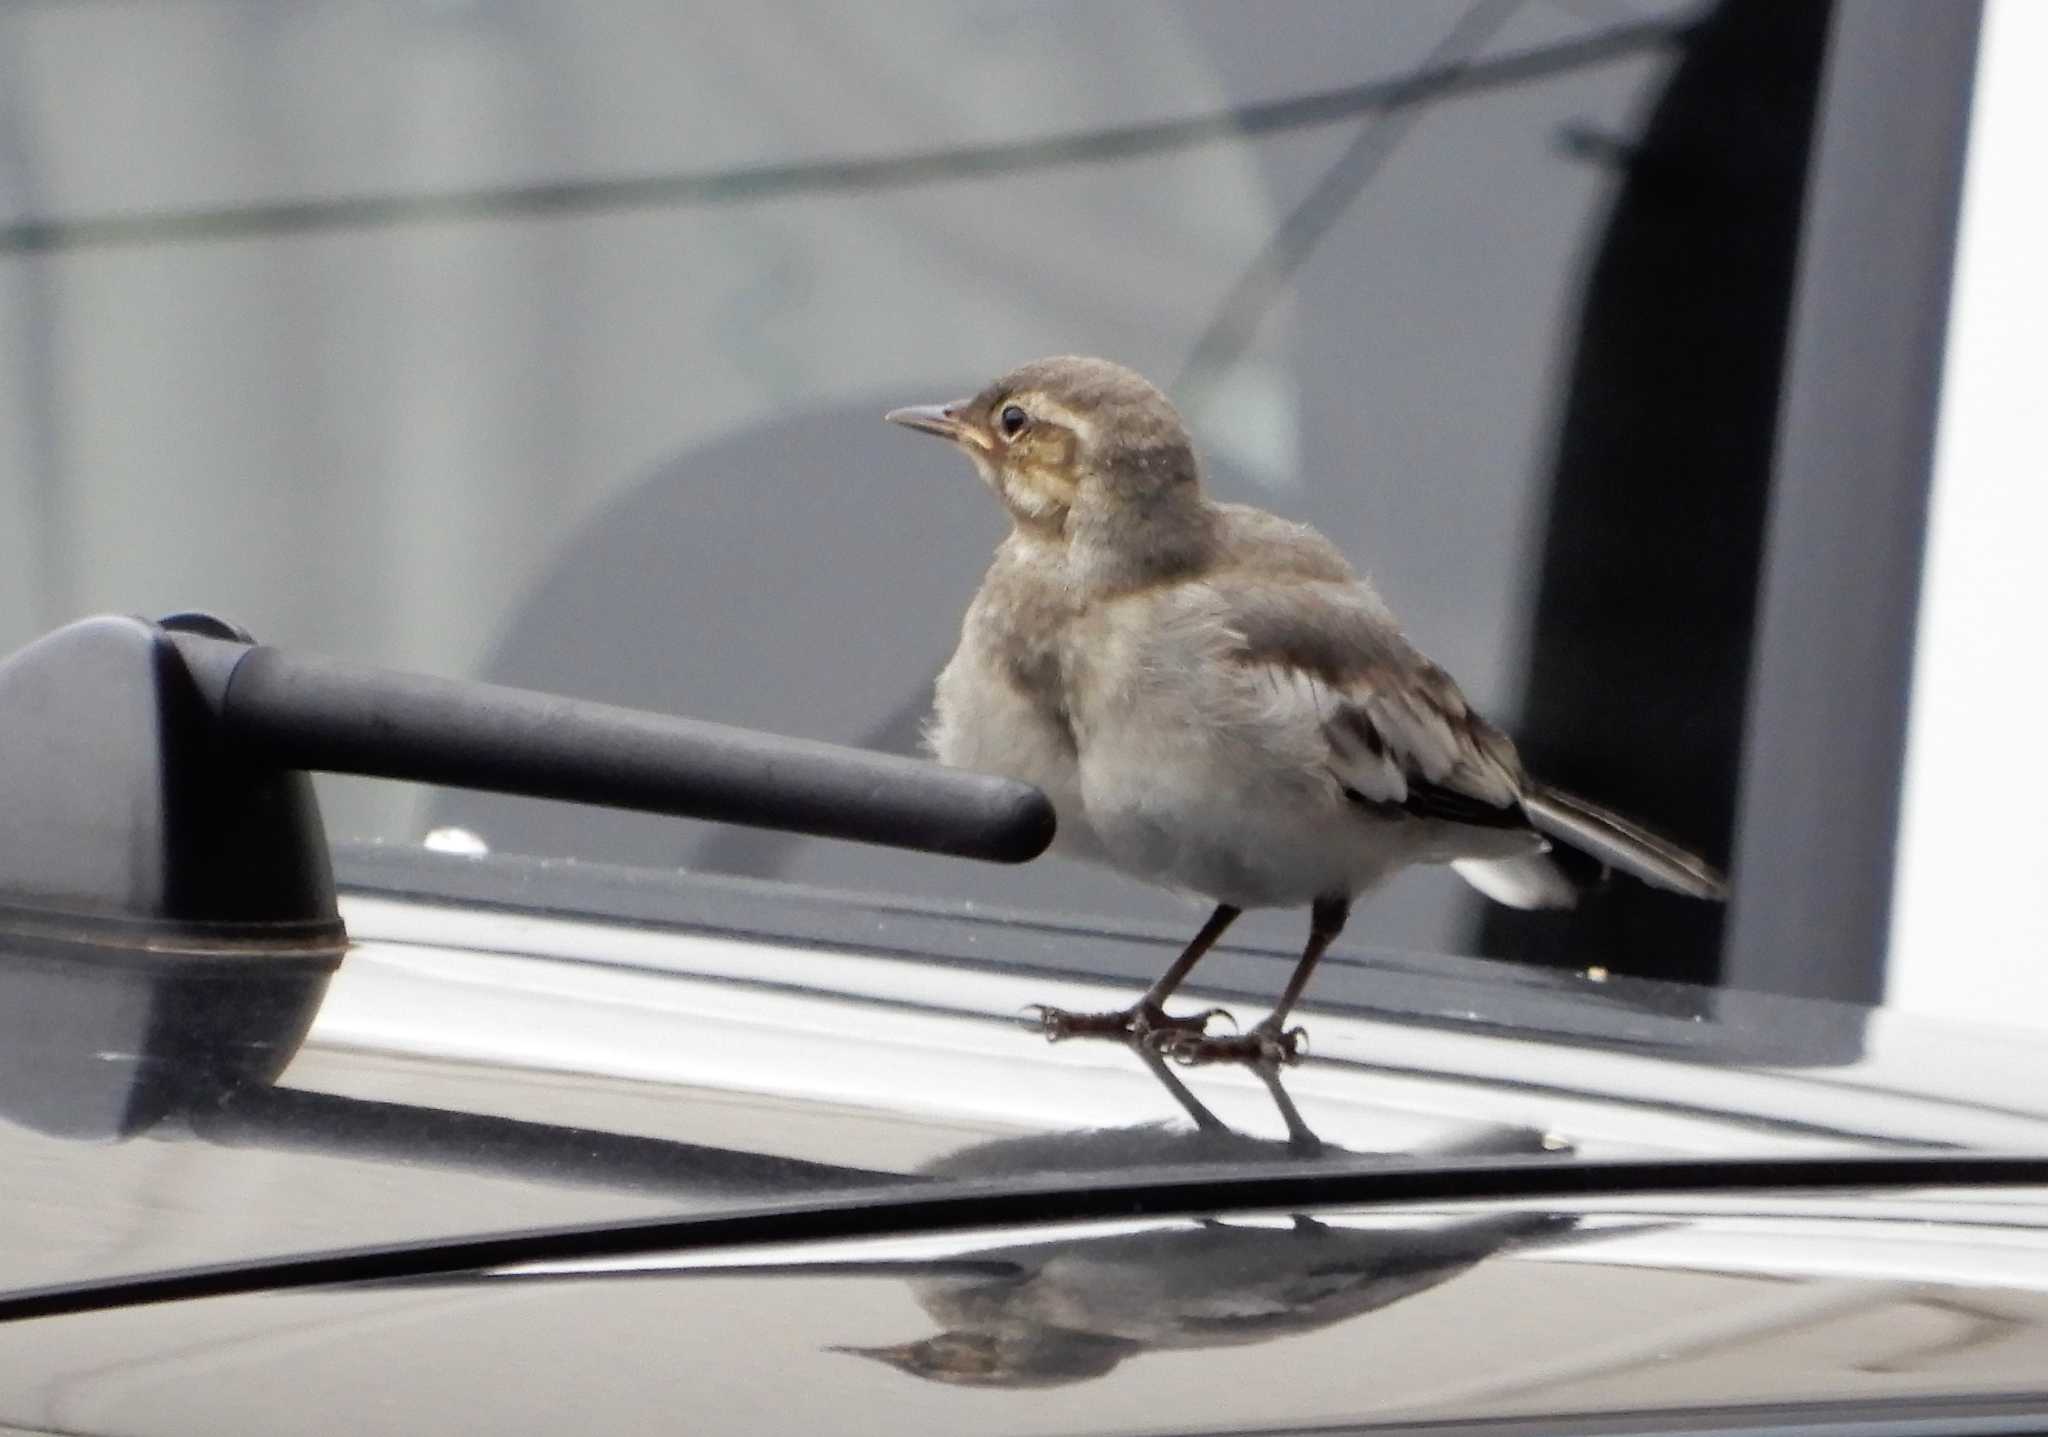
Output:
[
  {"xmin": 1138, "ymin": 1005, "xmax": 1237, "ymax": 1042},
  {"xmin": 1156, "ymin": 1023, "xmax": 1308, "ymax": 1068},
  {"xmin": 1021, "ymin": 1003, "xmax": 1074, "ymax": 1041},
  {"xmin": 1022, "ymin": 1002, "xmax": 1234, "ymax": 1045}
]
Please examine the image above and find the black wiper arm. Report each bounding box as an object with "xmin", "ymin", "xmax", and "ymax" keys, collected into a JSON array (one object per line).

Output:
[
  {"xmin": 0, "ymin": 614, "xmax": 1053, "ymax": 959},
  {"xmin": 3, "ymin": 1152, "xmax": 2044, "ymax": 1326},
  {"xmin": 173, "ymin": 625, "xmax": 1053, "ymax": 864}
]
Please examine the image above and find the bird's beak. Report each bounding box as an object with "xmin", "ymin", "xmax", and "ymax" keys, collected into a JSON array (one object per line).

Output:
[
  {"xmin": 827, "ymin": 1342, "xmax": 919, "ymax": 1364},
  {"xmin": 885, "ymin": 400, "xmax": 990, "ymax": 452}
]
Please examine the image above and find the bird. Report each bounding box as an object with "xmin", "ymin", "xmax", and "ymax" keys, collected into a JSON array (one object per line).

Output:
[{"xmin": 886, "ymin": 356, "xmax": 1727, "ymax": 1065}]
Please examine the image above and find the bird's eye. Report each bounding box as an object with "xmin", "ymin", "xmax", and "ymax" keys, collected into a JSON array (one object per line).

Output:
[{"xmin": 998, "ymin": 404, "xmax": 1028, "ymax": 437}]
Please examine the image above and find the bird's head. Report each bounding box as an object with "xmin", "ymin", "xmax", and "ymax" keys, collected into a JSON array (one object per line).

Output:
[
  {"xmin": 886, "ymin": 356, "xmax": 1202, "ymax": 540},
  {"xmin": 828, "ymin": 1327, "xmax": 1137, "ymax": 1387}
]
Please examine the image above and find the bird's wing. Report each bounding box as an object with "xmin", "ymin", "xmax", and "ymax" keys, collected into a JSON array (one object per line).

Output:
[
  {"xmin": 1176, "ymin": 575, "xmax": 1529, "ymax": 829},
  {"xmin": 1210, "ymin": 503, "xmax": 1359, "ymax": 581},
  {"xmin": 1120, "ymin": 571, "xmax": 1724, "ymax": 899}
]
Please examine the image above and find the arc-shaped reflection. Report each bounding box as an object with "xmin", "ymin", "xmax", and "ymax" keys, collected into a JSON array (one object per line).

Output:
[{"xmin": 0, "ymin": 938, "xmax": 334, "ymax": 1141}]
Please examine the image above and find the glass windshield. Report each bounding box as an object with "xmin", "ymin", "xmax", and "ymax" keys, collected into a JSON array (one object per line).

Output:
[{"xmin": 0, "ymin": 0, "xmax": 1785, "ymax": 984}]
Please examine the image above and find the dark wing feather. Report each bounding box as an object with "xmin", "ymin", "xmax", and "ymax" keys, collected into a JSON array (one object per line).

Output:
[
  {"xmin": 1204, "ymin": 576, "xmax": 1532, "ymax": 831},
  {"xmin": 1346, "ymin": 774, "xmax": 1527, "ymax": 829},
  {"xmin": 1180, "ymin": 563, "xmax": 1725, "ymax": 895}
]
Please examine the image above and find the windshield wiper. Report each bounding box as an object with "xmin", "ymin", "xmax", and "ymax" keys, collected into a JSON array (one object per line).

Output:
[
  {"xmin": 0, "ymin": 613, "xmax": 1053, "ymax": 961},
  {"xmin": 2, "ymin": 1151, "xmax": 2045, "ymax": 1325}
]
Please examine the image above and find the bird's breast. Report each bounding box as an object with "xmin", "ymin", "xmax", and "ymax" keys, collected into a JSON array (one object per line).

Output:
[{"xmin": 931, "ymin": 584, "xmax": 1104, "ymax": 862}]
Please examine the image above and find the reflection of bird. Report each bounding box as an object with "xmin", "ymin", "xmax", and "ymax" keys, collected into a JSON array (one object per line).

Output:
[
  {"xmin": 836, "ymin": 1049, "xmax": 1611, "ymax": 1389},
  {"xmin": 837, "ymin": 1209, "xmax": 1585, "ymax": 1388},
  {"xmin": 887, "ymin": 356, "xmax": 1727, "ymax": 1063}
]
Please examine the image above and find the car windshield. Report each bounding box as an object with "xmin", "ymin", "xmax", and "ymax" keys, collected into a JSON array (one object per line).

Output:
[
  {"xmin": 2, "ymin": 0, "xmax": 1751, "ymax": 973},
  {"xmin": 1, "ymin": 0, "xmax": 2032, "ymax": 1320}
]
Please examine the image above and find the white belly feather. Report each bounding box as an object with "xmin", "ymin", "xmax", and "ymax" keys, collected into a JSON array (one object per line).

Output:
[{"xmin": 929, "ymin": 637, "xmax": 1109, "ymax": 865}]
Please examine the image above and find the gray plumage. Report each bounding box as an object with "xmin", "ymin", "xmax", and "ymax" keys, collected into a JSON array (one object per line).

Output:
[{"xmin": 889, "ymin": 357, "xmax": 1726, "ymax": 1060}]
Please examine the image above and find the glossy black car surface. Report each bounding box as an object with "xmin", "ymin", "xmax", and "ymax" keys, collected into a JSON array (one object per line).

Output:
[{"xmin": 4, "ymin": 853, "xmax": 2047, "ymax": 1434}]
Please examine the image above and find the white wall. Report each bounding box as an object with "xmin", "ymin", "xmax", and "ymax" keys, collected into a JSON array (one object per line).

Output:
[{"xmin": 1887, "ymin": 0, "xmax": 2048, "ymax": 1028}]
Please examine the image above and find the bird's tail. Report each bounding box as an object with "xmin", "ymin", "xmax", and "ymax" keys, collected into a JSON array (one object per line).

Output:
[
  {"xmin": 1520, "ymin": 783, "xmax": 1729, "ymax": 901},
  {"xmin": 1450, "ymin": 853, "xmax": 1581, "ymax": 910}
]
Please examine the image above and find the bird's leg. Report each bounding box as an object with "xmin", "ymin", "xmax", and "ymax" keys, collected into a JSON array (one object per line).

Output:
[
  {"xmin": 1160, "ymin": 896, "xmax": 1350, "ymax": 1066},
  {"xmin": 1256, "ymin": 896, "xmax": 1350, "ymax": 1043},
  {"xmin": 1131, "ymin": 1041, "xmax": 1232, "ymax": 1134},
  {"xmin": 1028, "ymin": 904, "xmax": 1241, "ymax": 1044},
  {"xmin": 1249, "ymin": 1060, "xmax": 1324, "ymax": 1156}
]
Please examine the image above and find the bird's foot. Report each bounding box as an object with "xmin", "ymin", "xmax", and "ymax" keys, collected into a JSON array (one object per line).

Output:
[
  {"xmin": 1025, "ymin": 1001, "xmax": 1234, "ymax": 1045},
  {"xmin": 1155, "ymin": 1018, "xmax": 1307, "ymax": 1068}
]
